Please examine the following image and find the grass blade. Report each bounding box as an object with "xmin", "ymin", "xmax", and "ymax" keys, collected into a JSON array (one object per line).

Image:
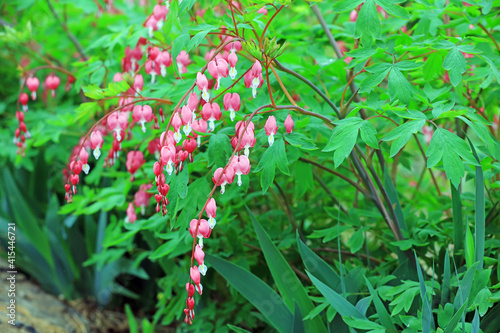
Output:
[
  {"xmin": 364, "ymin": 277, "xmax": 397, "ymax": 332},
  {"xmin": 480, "ymin": 302, "xmax": 500, "ymax": 333},
  {"xmin": 442, "ymin": 250, "xmax": 451, "ymax": 306},
  {"xmin": 248, "ymin": 207, "xmax": 327, "ymax": 333},
  {"xmin": 206, "ymin": 253, "xmax": 293, "ymax": 333},
  {"xmin": 450, "ymin": 182, "xmax": 463, "ymax": 255},
  {"xmin": 307, "ymin": 271, "xmax": 365, "ymax": 319},
  {"xmin": 443, "ymin": 302, "xmax": 467, "ymax": 333},
  {"xmin": 414, "ymin": 252, "xmax": 435, "ymax": 332},
  {"xmin": 469, "ymin": 140, "xmax": 485, "ymax": 270},
  {"xmin": 383, "ymin": 167, "xmax": 407, "ymax": 231},
  {"xmin": 297, "ymin": 233, "xmax": 341, "ymax": 292}
]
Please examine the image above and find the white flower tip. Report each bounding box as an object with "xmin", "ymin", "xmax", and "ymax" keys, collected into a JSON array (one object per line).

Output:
[
  {"xmin": 82, "ymin": 164, "xmax": 90, "ymax": 175},
  {"xmin": 93, "ymin": 147, "xmax": 101, "ymax": 160},
  {"xmin": 229, "ymin": 67, "xmax": 237, "ymax": 80},
  {"xmin": 268, "ymin": 134, "xmax": 274, "ymax": 146},
  {"xmin": 230, "ymin": 110, "xmax": 235, "ymax": 122},
  {"xmin": 174, "ymin": 131, "xmax": 182, "ymax": 143},
  {"xmin": 202, "ymin": 90, "xmax": 210, "ymax": 103},
  {"xmin": 199, "ymin": 264, "xmax": 207, "ymax": 276},
  {"xmin": 196, "ymin": 283, "xmax": 203, "ymax": 295},
  {"xmin": 209, "ymin": 217, "xmax": 216, "ymax": 229}
]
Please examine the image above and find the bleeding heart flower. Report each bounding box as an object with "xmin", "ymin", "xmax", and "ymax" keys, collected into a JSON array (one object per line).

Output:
[
  {"xmin": 45, "ymin": 74, "xmax": 60, "ymax": 97},
  {"xmin": 26, "ymin": 77, "xmax": 40, "ymax": 100},
  {"xmin": 196, "ymin": 72, "xmax": 210, "ymax": 102},
  {"xmin": 201, "ymin": 102, "xmax": 222, "ymax": 131},
  {"xmin": 265, "ymin": 116, "xmax": 278, "ymax": 146},
  {"xmin": 132, "ymin": 105, "xmax": 154, "ymax": 132},
  {"xmin": 126, "ymin": 202, "xmax": 137, "ymax": 223},
  {"xmin": 19, "ymin": 93, "xmax": 29, "ymax": 112},
  {"xmin": 285, "ymin": 114, "xmax": 294, "ymax": 134},
  {"xmin": 223, "ymin": 93, "xmax": 241, "ymax": 122},
  {"xmin": 205, "ymin": 198, "xmax": 217, "ymax": 228}
]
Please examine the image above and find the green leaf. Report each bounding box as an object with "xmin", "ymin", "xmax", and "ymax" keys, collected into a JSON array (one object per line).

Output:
[
  {"xmin": 382, "ymin": 120, "xmax": 425, "ymax": 157},
  {"xmin": 465, "ymin": 221, "xmax": 475, "ymax": 269},
  {"xmin": 425, "ymin": 128, "xmax": 477, "ymax": 188},
  {"xmin": 250, "ymin": 208, "xmax": 327, "ymax": 333},
  {"xmin": 285, "ymin": 132, "xmax": 317, "ymax": 150},
  {"xmin": 307, "ymin": 271, "xmax": 365, "ymax": 319},
  {"xmin": 442, "ymin": 251, "xmax": 451, "ymax": 305},
  {"xmin": 443, "ymin": 47, "xmax": 466, "ymax": 87},
  {"xmin": 332, "ymin": 0, "xmax": 365, "ymax": 12},
  {"xmin": 470, "ymin": 140, "xmax": 485, "ymax": 271},
  {"xmin": 432, "ymin": 101, "xmax": 455, "ymax": 119},
  {"xmin": 227, "ymin": 324, "xmax": 252, "ymax": 333},
  {"xmin": 348, "ymin": 228, "xmax": 365, "ymax": 253},
  {"xmin": 125, "ymin": 304, "xmax": 139, "ymax": 333},
  {"xmin": 297, "ymin": 234, "xmax": 341, "ymax": 292},
  {"xmin": 354, "ymin": 0, "xmax": 380, "ymax": 47},
  {"xmin": 292, "ymin": 303, "xmax": 306, "ymax": 333},
  {"xmin": 293, "ymin": 162, "xmax": 314, "ymax": 198},
  {"xmin": 415, "ymin": 252, "xmax": 435, "ymax": 332},
  {"xmin": 359, "ymin": 66, "xmax": 391, "ymax": 93},
  {"xmin": 395, "ymin": 61, "xmax": 423, "ymax": 71},
  {"xmin": 186, "ymin": 29, "xmax": 213, "ymax": 52},
  {"xmin": 375, "ymin": 0, "xmax": 410, "ymax": 19},
  {"xmin": 388, "ymin": 67, "xmax": 413, "ymax": 104},
  {"xmin": 443, "ymin": 302, "xmax": 467, "ymax": 333},
  {"xmin": 481, "ymin": 56, "xmax": 500, "ymax": 83},
  {"xmin": 172, "ymin": 33, "xmax": 190, "ymax": 60},
  {"xmin": 178, "ymin": 0, "xmax": 196, "ymax": 14},
  {"xmin": 451, "ymin": 184, "xmax": 463, "ymax": 255},
  {"xmin": 365, "ymin": 277, "xmax": 397, "ymax": 331},
  {"xmin": 359, "ymin": 121, "xmax": 379, "ymax": 148},
  {"xmin": 481, "ymin": 302, "xmax": 500, "ymax": 333},
  {"xmin": 472, "ymin": 309, "xmax": 480, "ymax": 333},
  {"xmin": 383, "ymin": 167, "xmax": 407, "ymax": 232},
  {"xmin": 423, "ymin": 83, "xmax": 450, "ymax": 102},
  {"xmin": 254, "ymin": 138, "xmax": 290, "ymax": 193},
  {"xmin": 423, "ymin": 53, "xmax": 444, "ymax": 80},
  {"xmin": 206, "ymin": 253, "xmax": 293, "ymax": 333},
  {"xmin": 208, "ymin": 133, "xmax": 233, "ymax": 167},
  {"xmin": 323, "ymin": 118, "xmax": 364, "ymax": 167}
]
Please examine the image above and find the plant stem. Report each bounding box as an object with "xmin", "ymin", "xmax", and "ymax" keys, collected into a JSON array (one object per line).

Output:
[
  {"xmin": 273, "ymin": 60, "xmax": 341, "ymax": 117},
  {"xmin": 46, "ymin": 0, "xmax": 88, "ymax": 60}
]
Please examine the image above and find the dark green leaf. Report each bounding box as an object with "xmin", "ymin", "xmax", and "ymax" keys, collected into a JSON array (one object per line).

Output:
[
  {"xmin": 250, "ymin": 208, "xmax": 327, "ymax": 333},
  {"xmin": 206, "ymin": 253, "xmax": 293, "ymax": 333}
]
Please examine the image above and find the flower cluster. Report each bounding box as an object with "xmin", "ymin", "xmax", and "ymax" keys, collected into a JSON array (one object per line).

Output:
[{"xmin": 14, "ymin": 73, "xmax": 68, "ymax": 156}]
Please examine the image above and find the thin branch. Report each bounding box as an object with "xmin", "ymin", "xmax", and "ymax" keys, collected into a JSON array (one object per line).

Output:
[
  {"xmin": 478, "ymin": 23, "xmax": 500, "ymax": 53},
  {"xmin": 46, "ymin": 0, "xmax": 88, "ymax": 60},
  {"xmin": 273, "ymin": 181, "xmax": 305, "ymax": 242},
  {"xmin": 273, "ymin": 60, "xmax": 341, "ymax": 118},
  {"xmin": 299, "ymin": 157, "xmax": 368, "ymax": 195},
  {"xmin": 414, "ymin": 134, "xmax": 443, "ymax": 196},
  {"xmin": 312, "ymin": 171, "xmax": 348, "ymax": 215},
  {"xmin": 312, "ymin": 248, "xmax": 383, "ymax": 264}
]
